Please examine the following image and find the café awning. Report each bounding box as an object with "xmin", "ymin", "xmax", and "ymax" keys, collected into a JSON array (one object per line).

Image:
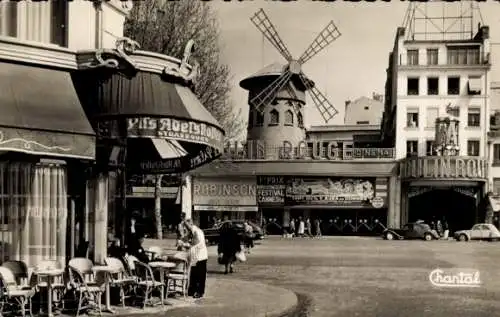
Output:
[
  {"xmin": 0, "ymin": 62, "xmax": 95, "ymax": 159},
  {"xmin": 72, "ymin": 59, "xmax": 225, "ymax": 174}
]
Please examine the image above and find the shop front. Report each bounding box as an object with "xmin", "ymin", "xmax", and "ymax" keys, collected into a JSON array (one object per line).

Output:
[
  {"xmin": 284, "ymin": 177, "xmax": 388, "ymax": 235},
  {"xmin": 257, "ymin": 176, "xmax": 285, "ymax": 234},
  {"xmin": 400, "ymin": 156, "xmax": 488, "ymax": 233},
  {"xmin": 72, "ymin": 38, "xmax": 224, "ymax": 243},
  {"xmin": 192, "ymin": 177, "xmax": 258, "ymax": 229},
  {"xmin": 0, "ymin": 41, "xmax": 96, "ymax": 267}
]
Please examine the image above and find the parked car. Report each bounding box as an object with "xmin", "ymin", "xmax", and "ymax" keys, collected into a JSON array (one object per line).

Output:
[
  {"xmin": 383, "ymin": 222, "xmax": 440, "ymax": 241},
  {"xmin": 454, "ymin": 223, "xmax": 500, "ymax": 242},
  {"xmin": 203, "ymin": 220, "xmax": 264, "ymax": 245}
]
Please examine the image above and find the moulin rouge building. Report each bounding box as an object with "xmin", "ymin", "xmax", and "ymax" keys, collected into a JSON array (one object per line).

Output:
[{"xmin": 182, "ymin": 3, "xmax": 496, "ymax": 236}]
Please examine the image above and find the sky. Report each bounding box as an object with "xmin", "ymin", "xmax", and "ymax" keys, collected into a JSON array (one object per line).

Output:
[{"xmin": 209, "ymin": 1, "xmax": 500, "ymax": 139}]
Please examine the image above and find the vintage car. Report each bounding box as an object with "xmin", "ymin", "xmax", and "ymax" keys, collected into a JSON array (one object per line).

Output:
[
  {"xmin": 203, "ymin": 220, "xmax": 264, "ymax": 245},
  {"xmin": 454, "ymin": 223, "xmax": 500, "ymax": 242},
  {"xmin": 383, "ymin": 222, "xmax": 440, "ymax": 241}
]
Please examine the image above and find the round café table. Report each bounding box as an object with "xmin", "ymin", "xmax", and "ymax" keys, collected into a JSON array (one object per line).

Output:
[
  {"xmin": 148, "ymin": 262, "xmax": 176, "ymax": 302},
  {"xmin": 92, "ymin": 265, "xmax": 121, "ymax": 313},
  {"xmin": 36, "ymin": 268, "xmax": 65, "ymax": 317}
]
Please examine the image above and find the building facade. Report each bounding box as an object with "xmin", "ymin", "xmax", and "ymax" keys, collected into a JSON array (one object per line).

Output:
[
  {"xmin": 187, "ymin": 94, "xmax": 397, "ymax": 235},
  {"xmin": 0, "ymin": 0, "xmax": 131, "ymax": 267},
  {"xmin": 381, "ymin": 24, "xmax": 492, "ymax": 232},
  {"xmin": 0, "ymin": 0, "xmax": 223, "ymax": 267}
]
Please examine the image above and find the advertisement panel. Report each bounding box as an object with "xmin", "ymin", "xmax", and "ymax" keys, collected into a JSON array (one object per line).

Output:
[
  {"xmin": 257, "ymin": 176, "xmax": 285, "ymax": 205},
  {"xmin": 192, "ymin": 177, "xmax": 257, "ymax": 206},
  {"xmin": 285, "ymin": 177, "xmax": 385, "ymax": 208}
]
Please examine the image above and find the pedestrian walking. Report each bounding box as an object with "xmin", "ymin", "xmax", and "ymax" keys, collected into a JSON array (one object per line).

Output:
[
  {"xmin": 442, "ymin": 217, "xmax": 449, "ymax": 239},
  {"xmin": 289, "ymin": 219, "xmax": 296, "ymax": 238},
  {"xmin": 305, "ymin": 218, "xmax": 312, "ymax": 237},
  {"xmin": 243, "ymin": 220, "xmax": 254, "ymax": 253},
  {"xmin": 297, "ymin": 217, "xmax": 305, "ymax": 237},
  {"xmin": 184, "ymin": 219, "xmax": 208, "ymax": 299},
  {"xmin": 217, "ymin": 222, "xmax": 242, "ymax": 274},
  {"xmin": 436, "ymin": 219, "xmax": 443, "ymax": 237},
  {"xmin": 314, "ymin": 219, "xmax": 322, "ymax": 237}
]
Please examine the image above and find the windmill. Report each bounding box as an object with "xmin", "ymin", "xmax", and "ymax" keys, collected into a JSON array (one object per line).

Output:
[{"xmin": 248, "ymin": 8, "xmax": 342, "ymax": 123}]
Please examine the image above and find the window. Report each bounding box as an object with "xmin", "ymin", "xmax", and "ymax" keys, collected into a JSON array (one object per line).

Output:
[
  {"xmin": 426, "ymin": 107, "xmax": 439, "ymax": 128},
  {"xmin": 406, "ymin": 140, "xmax": 418, "ymax": 157},
  {"xmin": 447, "ymin": 76, "xmax": 460, "ymax": 95},
  {"xmin": 356, "ymin": 121, "xmax": 369, "ymax": 125},
  {"xmin": 493, "ymin": 144, "xmax": 500, "ymax": 164},
  {"xmin": 269, "ymin": 109, "xmax": 279, "ymax": 126},
  {"xmin": 467, "ymin": 140, "xmax": 480, "ymax": 156},
  {"xmin": 297, "ymin": 112, "xmax": 304, "ymax": 128},
  {"xmin": 255, "ymin": 112, "xmax": 264, "ymax": 127},
  {"xmin": 447, "ymin": 47, "xmax": 480, "ymax": 65},
  {"xmin": 426, "ymin": 77, "xmax": 439, "ymax": 95},
  {"xmin": 426, "ymin": 140, "xmax": 435, "ymax": 156},
  {"xmin": 284, "ymin": 110, "xmax": 294, "ymax": 126},
  {"xmin": 407, "ymin": 49, "xmax": 419, "ymax": 65},
  {"xmin": 364, "ymin": 106, "xmax": 369, "ymax": 110},
  {"xmin": 467, "ymin": 76, "xmax": 482, "ymax": 95},
  {"xmin": 407, "ymin": 77, "xmax": 419, "ymax": 95},
  {"xmin": 0, "ymin": 2, "xmax": 68, "ymax": 47},
  {"xmin": 467, "ymin": 108, "xmax": 480, "ymax": 127},
  {"xmin": 427, "ymin": 49, "xmax": 438, "ymax": 65},
  {"xmin": 0, "ymin": 2, "xmax": 17, "ymax": 37},
  {"xmin": 406, "ymin": 110, "xmax": 419, "ymax": 128}
]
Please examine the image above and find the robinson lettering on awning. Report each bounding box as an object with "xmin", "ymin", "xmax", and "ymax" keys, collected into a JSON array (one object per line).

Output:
[
  {"xmin": 0, "ymin": 62, "xmax": 95, "ymax": 159},
  {"xmin": 73, "ymin": 38, "xmax": 224, "ymax": 174}
]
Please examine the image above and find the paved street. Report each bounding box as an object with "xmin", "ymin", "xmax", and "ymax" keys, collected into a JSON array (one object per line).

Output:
[{"xmin": 204, "ymin": 236, "xmax": 500, "ymax": 317}]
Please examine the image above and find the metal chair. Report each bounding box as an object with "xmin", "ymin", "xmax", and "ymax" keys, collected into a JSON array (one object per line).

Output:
[
  {"xmin": 67, "ymin": 258, "xmax": 103, "ymax": 317},
  {"xmin": 0, "ymin": 266, "xmax": 35, "ymax": 317},
  {"xmin": 166, "ymin": 252, "xmax": 190, "ymax": 299},
  {"xmin": 104, "ymin": 257, "xmax": 137, "ymax": 307},
  {"xmin": 128, "ymin": 258, "xmax": 164, "ymax": 309}
]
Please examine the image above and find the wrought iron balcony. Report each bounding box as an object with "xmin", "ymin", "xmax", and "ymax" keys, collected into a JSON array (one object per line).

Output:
[{"xmin": 220, "ymin": 143, "xmax": 395, "ymax": 161}]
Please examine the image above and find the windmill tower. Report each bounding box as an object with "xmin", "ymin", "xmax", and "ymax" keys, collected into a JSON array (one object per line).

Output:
[{"xmin": 240, "ymin": 9, "xmax": 342, "ymax": 151}]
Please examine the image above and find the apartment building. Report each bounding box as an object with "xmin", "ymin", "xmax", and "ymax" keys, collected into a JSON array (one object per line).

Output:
[{"xmin": 381, "ymin": 23, "xmax": 492, "ymax": 231}]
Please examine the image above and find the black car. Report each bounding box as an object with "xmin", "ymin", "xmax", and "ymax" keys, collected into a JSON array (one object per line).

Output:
[
  {"xmin": 383, "ymin": 222, "xmax": 440, "ymax": 241},
  {"xmin": 203, "ymin": 220, "xmax": 264, "ymax": 245}
]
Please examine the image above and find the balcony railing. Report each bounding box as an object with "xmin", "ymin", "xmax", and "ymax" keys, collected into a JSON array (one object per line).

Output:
[
  {"xmin": 399, "ymin": 51, "xmax": 489, "ymax": 67},
  {"xmin": 220, "ymin": 144, "xmax": 395, "ymax": 161}
]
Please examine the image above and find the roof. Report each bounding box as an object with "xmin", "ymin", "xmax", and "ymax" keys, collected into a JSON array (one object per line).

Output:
[{"xmin": 239, "ymin": 62, "xmax": 315, "ymax": 90}]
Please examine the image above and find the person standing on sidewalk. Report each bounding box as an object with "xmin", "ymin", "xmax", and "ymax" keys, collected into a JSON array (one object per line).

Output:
[
  {"xmin": 183, "ymin": 219, "xmax": 208, "ymax": 298},
  {"xmin": 218, "ymin": 222, "xmax": 242, "ymax": 274}
]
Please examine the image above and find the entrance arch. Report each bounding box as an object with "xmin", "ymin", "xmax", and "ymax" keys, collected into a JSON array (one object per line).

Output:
[{"xmin": 408, "ymin": 188, "xmax": 477, "ymax": 233}]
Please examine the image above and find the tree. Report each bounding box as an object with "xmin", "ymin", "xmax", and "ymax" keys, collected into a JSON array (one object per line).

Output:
[
  {"xmin": 125, "ymin": 1, "xmax": 244, "ymax": 239},
  {"xmin": 124, "ymin": 0, "xmax": 244, "ymax": 140}
]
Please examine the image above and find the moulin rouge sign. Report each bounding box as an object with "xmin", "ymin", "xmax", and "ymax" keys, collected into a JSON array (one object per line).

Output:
[
  {"xmin": 401, "ymin": 157, "xmax": 488, "ymax": 180},
  {"xmin": 237, "ymin": 140, "xmax": 393, "ymax": 160}
]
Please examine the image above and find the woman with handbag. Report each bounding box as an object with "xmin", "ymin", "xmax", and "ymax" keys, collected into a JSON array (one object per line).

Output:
[{"xmin": 217, "ymin": 222, "xmax": 242, "ymax": 274}]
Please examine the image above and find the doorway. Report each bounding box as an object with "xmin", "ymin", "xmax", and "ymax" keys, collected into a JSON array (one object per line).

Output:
[{"xmin": 409, "ymin": 188, "xmax": 478, "ymax": 233}]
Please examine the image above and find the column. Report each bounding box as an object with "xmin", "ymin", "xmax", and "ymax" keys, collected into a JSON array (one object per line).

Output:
[
  {"xmin": 387, "ymin": 176, "xmax": 401, "ymax": 228},
  {"xmin": 182, "ymin": 175, "xmax": 192, "ymax": 219},
  {"xmin": 93, "ymin": 172, "xmax": 109, "ymax": 264},
  {"xmin": 400, "ymin": 184, "xmax": 409, "ymax": 226},
  {"xmin": 85, "ymin": 178, "xmax": 95, "ymax": 254}
]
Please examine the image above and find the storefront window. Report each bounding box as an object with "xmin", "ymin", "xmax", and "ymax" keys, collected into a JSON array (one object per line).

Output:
[{"xmin": 0, "ymin": 162, "xmax": 67, "ymax": 267}]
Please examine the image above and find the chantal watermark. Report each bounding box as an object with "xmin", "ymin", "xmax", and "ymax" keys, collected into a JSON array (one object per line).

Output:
[{"xmin": 429, "ymin": 268, "xmax": 481, "ymax": 288}]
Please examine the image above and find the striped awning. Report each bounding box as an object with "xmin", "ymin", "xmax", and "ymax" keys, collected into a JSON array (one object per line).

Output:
[{"xmin": 72, "ymin": 69, "xmax": 224, "ymax": 173}]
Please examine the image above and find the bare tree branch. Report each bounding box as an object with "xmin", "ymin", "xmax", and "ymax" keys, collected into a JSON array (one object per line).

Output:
[{"xmin": 124, "ymin": 1, "xmax": 244, "ymax": 140}]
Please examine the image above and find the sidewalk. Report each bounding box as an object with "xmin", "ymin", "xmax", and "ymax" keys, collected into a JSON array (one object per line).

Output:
[{"xmin": 136, "ymin": 239, "xmax": 298, "ymax": 317}]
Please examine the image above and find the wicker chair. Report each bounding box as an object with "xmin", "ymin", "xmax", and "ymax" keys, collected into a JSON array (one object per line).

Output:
[
  {"xmin": 104, "ymin": 257, "xmax": 137, "ymax": 307},
  {"xmin": 67, "ymin": 258, "xmax": 103, "ymax": 317},
  {"xmin": 0, "ymin": 266, "xmax": 35, "ymax": 317}
]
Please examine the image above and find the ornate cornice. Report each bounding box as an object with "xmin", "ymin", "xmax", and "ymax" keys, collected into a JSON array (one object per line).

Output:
[
  {"xmin": 0, "ymin": 36, "xmax": 77, "ymax": 70},
  {"xmin": 76, "ymin": 37, "xmax": 200, "ymax": 87}
]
